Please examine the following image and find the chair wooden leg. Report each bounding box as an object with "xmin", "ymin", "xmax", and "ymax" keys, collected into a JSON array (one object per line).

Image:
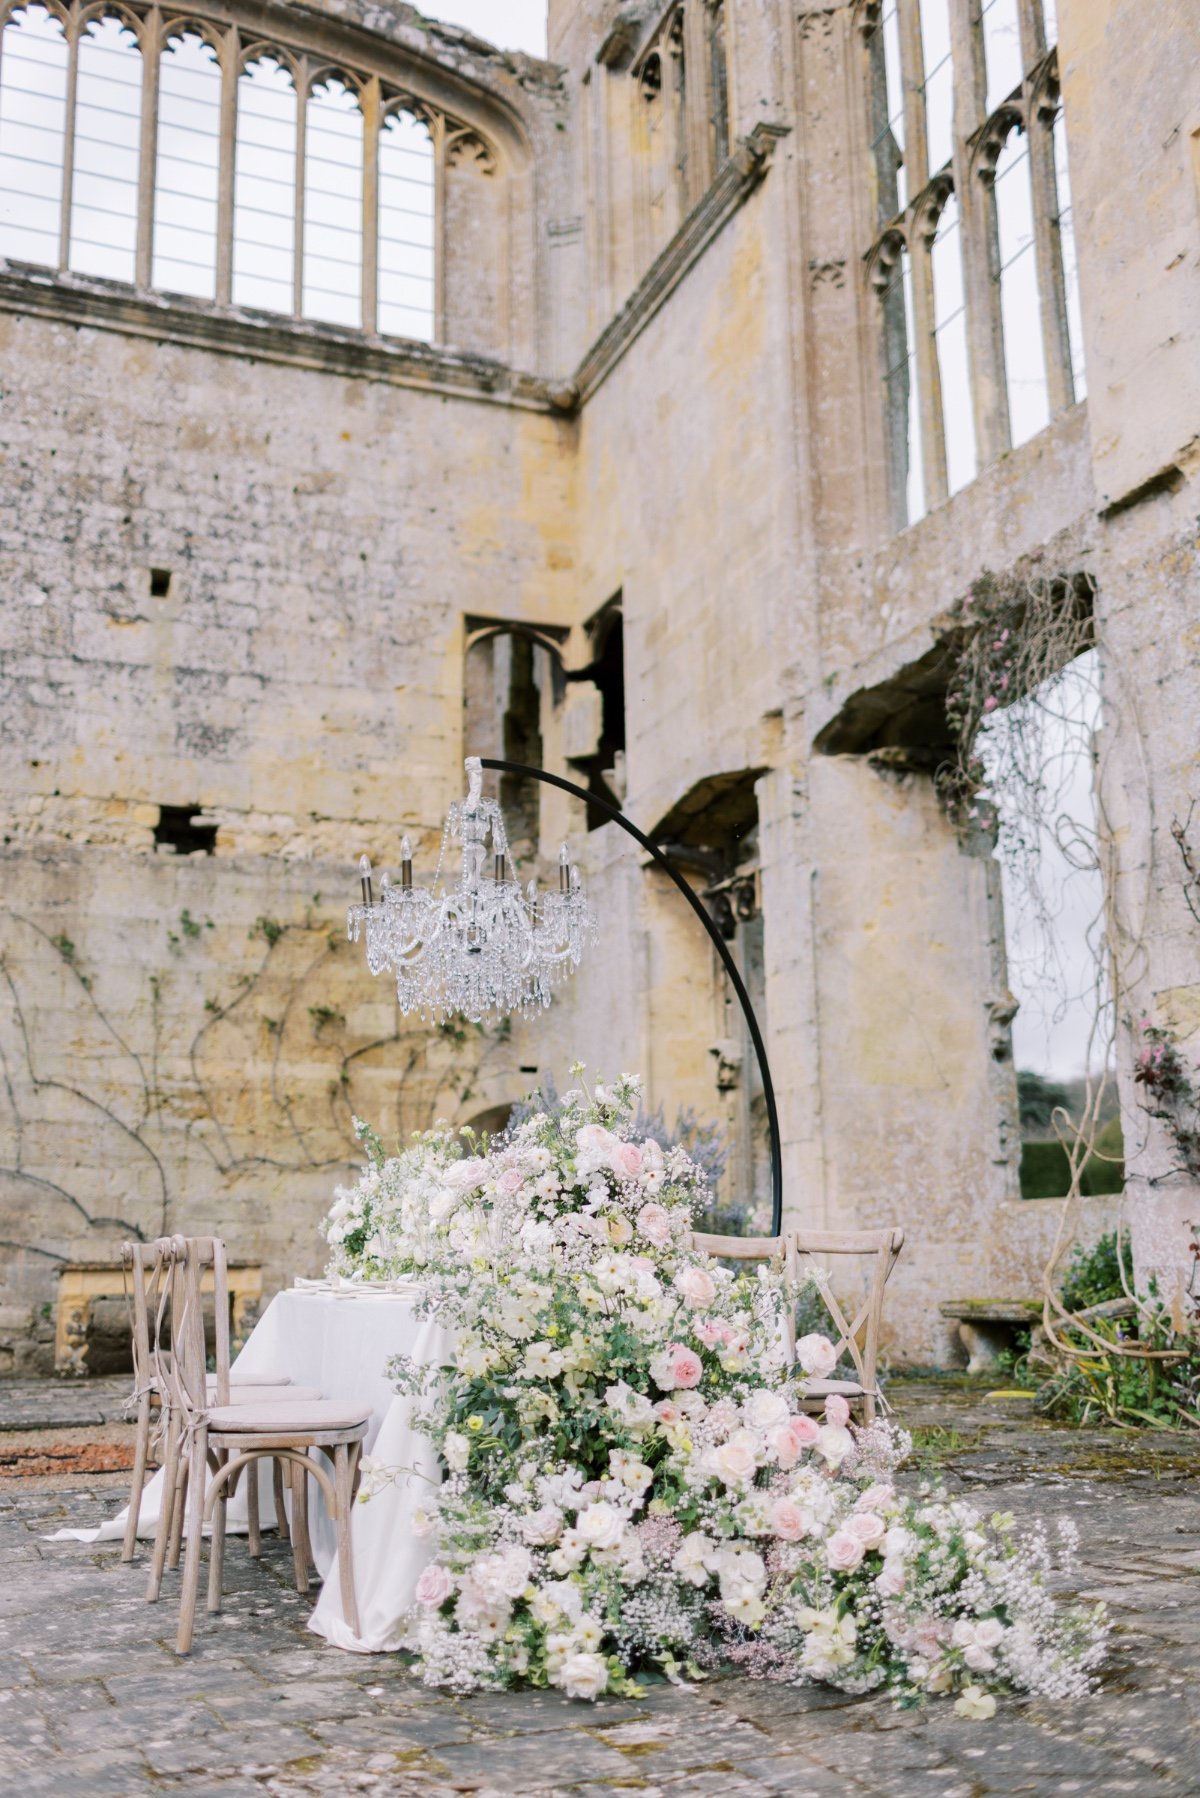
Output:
[
  {"xmin": 246, "ymin": 1455, "xmax": 261, "ymax": 1558},
  {"xmin": 206, "ymin": 1449, "xmax": 228, "ymax": 1614},
  {"xmin": 168, "ymin": 1455, "xmax": 188, "ymax": 1571},
  {"xmin": 289, "ymin": 1456, "xmax": 311, "ymax": 1595},
  {"xmin": 333, "ymin": 1443, "xmax": 359, "ymax": 1638},
  {"xmin": 272, "ymin": 1457, "xmax": 289, "ymax": 1541},
  {"xmin": 147, "ymin": 1408, "xmax": 181, "ymax": 1601},
  {"xmin": 175, "ymin": 1433, "xmax": 208, "ymax": 1655},
  {"xmin": 122, "ymin": 1391, "xmax": 152, "ymax": 1563}
]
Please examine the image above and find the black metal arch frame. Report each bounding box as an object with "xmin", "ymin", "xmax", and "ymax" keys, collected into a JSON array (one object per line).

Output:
[{"xmin": 480, "ymin": 757, "xmax": 783, "ymax": 1236}]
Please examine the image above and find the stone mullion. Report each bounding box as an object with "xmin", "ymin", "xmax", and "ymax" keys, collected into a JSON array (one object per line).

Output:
[
  {"xmin": 911, "ymin": 216, "xmax": 946, "ymax": 504},
  {"xmin": 663, "ymin": 21, "xmax": 685, "ymax": 236},
  {"xmin": 214, "ymin": 21, "xmax": 238, "ymax": 304},
  {"xmin": 897, "ymin": 0, "xmax": 928, "ymax": 198},
  {"xmin": 291, "ymin": 55, "xmax": 307, "ymax": 315},
  {"xmin": 134, "ymin": 8, "xmax": 161, "ymax": 288},
  {"xmin": 57, "ymin": 2, "xmax": 81, "ymax": 269},
  {"xmin": 430, "ymin": 112, "xmax": 447, "ymax": 344},
  {"xmin": 1027, "ymin": 106, "xmax": 1072, "ymax": 411},
  {"xmin": 360, "ymin": 76, "xmax": 380, "ymax": 333},
  {"xmin": 682, "ymin": 0, "xmax": 711, "ymax": 200},
  {"xmin": 896, "ymin": 1, "xmax": 941, "ymax": 502},
  {"xmin": 1016, "ymin": 0, "xmax": 1044, "ymax": 65},
  {"xmin": 950, "ymin": 0, "xmax": 1009, "ymax": 460}
]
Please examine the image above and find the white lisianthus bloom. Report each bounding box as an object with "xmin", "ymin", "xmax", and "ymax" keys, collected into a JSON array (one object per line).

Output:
[
  {"xmin": 603, "ymin": 1382, "xmax": 655, "ymax": 1432},
  {"xmin": 558, "ymin": 1650, "xmax": 609, "ymax": 1701},
  {"xmin": 543, "ymin": 1578, "xmax": 583, "ymax": 1622},
  {"xmin": 954, "ymin": 1686, "xmax": 997, "ymax": 1720},
  {"xmin": 522, "ymin": 1340, "xmax": 565, "ymax": 1380},
  {"xmin": 573, "ymin": 1614, "xmax": 605, "ymax": 1651},
  {"xmin": 671, "ymin": 1532, "xmax": 716, "ymax": 1587},
  {"xmin": 722, "ymin": 1584, "xmax": 766, "ymax": 1628},
  {"xmin": 547, "ymin": 1528, "xmax": 585, "ymax": 1573},
  {"xmin": 443, "ymin": 1431, "xmax": 470, "ymax": 1472}
]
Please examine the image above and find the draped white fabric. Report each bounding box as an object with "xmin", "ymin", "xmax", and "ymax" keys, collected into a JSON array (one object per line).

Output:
[{"xmin": 49, "ymin": 1287, "xmax": 450, "ymax": 1653}]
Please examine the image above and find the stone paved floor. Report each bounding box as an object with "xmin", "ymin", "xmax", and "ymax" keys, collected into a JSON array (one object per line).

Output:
[{"xmin": 2, "ymin": 1377, "xmax": 1198, "ymax": 1798}]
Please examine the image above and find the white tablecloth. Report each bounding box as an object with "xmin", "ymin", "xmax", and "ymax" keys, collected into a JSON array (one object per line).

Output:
[{"xmin": 50, "ymin": 1287, "xmax": 452, "ymax": 1653}]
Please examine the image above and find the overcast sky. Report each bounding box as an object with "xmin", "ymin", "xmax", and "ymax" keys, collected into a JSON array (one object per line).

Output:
[{"xmin": 425, "ymin": 2, "xmax": 548, "ymax": 56}]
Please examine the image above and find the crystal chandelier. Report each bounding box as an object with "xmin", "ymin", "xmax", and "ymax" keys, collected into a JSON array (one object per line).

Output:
[{"xmin": 347, "ymin": 757, "xmax": 597, "ymax": 1023}]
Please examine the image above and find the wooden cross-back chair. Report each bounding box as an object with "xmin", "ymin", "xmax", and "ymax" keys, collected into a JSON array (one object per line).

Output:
[
  {"xmin": 688, "ymin": 1232, "xmax": 795, "ymax": 1364},
  {"xmin": 123, "ymin": 1236, "xmax": 311, "ymax": 1591},
  {"xmin": 163, "ymin": 1235, "xmax": 371, "ymax": 1654},
  {"xmin": 788, "ymin": 1226, "xmax": 905, "ymax": 1425}
]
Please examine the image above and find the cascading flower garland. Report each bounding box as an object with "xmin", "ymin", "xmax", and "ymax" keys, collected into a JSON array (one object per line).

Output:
[{"xmin": 321, "ymin": 1071, "xmax": 1107, "ymax": 1710}]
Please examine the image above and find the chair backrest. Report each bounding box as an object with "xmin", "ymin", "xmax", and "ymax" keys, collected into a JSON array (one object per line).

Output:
[
  {"xmin": 788, "ymin": 1226, "xmax": 905, "ymax": 1393},
  {"xmin": 160, "ymin": 1235, "xmax": 233, "ymax": 1415},
  {"xmin": 121, "ymin": 1238, "xmax": 172, "ymax": 1396},
  {"xmin": 689, "ymin": 1232, "xmax": 786, "ymax": 1262}
]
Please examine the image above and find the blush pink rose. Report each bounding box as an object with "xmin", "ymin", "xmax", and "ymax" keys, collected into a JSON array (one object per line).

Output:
[
  {"xmin": 653, "ymin": 1399, "xmax": 683, "ymax": 1424},
  {"xmin": 825, "ymin": 1529, "xmax": 866, "ymax": 1573},
  {"xmin": 765, "ymin": 1417, "xmax": 814, "ymax": 1469},
  {"xmin": 497, "ymin": 1168, "xmax": 525, "ymax": 1195},
  {"xmin": 824, "ymin": 1393, "xmax": 851, "ymax": 1428},
  {"xmin": 636, "ymin": 1203, "xmax": 672, "ymax": 1247},
  {"xmin": 769, "ymin": 1498, "xmax": 811, "ymax": 1541},
  {"xmin": 845, "ymin": 1511, "xmax": 886, "ymax": 1551},
  {"xmin": 674, "ymin": 1265, "xmax": 718, "ymax": 1310},
  {"xmin": 669, "ymin": 1343, "xmax": 703, "ymax": 1387},
  {"xmin": 414, "ymin": 1563, "xmax": 454, "ymax": 1607},
  {"xmin": 856, "ymin": 1483, "xmax": 895, "ymax": 1512},
  {"xmin": 613, "ymin": 1141, "xmax": 644, "ymax": 1179}
]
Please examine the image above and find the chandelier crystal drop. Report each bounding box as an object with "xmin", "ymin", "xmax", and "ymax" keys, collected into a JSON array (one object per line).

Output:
[{"xmin": 347, "ymin": 757, "xmax": 597, "ymax": 1024}]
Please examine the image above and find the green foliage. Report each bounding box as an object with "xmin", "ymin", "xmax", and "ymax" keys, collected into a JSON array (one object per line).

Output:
[
  {"xmin": 1033, "ymin": 1297, "xmax": 1200, "ymax": 1431},
  {"xmin": 251, "ymin": 916, "xmax": 284, "ymax": 947},
  {"xmin": 1059, "ymin": 1230, "xmax": 1133, "ymax": 1313},
  {"xmin": 307, "ymin": 1003, "xmax": 345, "ymax": 1034},
  {"xmin": 1017, "ymin": 1070, "xmax": 1071, "ymax": 1131},
  {"xmin": 50, "ymin": 933, "xmax": 75, "ymax": 961},
  {"xmin": 1023, "ymin": 1227, "xmax": 1200, "ymax": 1429},
  {"xmin": 179, "ymin": 909, "xmax": 202, "ymax": 940},
  {"xmin": 1019, "ymin": 1137, "xmax": 1124, "ymax": 1199}
]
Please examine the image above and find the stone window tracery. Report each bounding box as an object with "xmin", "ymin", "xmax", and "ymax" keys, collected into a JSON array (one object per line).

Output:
[
  {"xmin": 859, "ymin": 0, "xmax": 1086, "ymax": 529},
  {"xmin": 0, "ymin": 0, "xmax": 496, "ymax": 346},
  {"xmin": 629, "ymin": 0, "xmax": 733, "ymax": 262}
]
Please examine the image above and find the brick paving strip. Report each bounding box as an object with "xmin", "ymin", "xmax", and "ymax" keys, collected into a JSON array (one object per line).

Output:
[{"xmin": 2, "ymin": 1377, "xmax": 1198, "ymax": 1797}]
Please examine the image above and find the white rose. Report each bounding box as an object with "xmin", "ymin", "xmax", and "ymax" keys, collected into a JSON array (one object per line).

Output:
[
  {"xmin": 796, "ymin": 1333, "xmax": 839, "ymax": 1377},
  {"xmin": 815, "ymin": 1422, "xmax": 853, "ymax": 1468},
  {"xmin": 522, "ymin": 1506, "xmax": 564, "ymax": 1547},
  {"xmin": 575, "ymin": 1501, "xmax": 625, "ymax": 1551},
  {"xmin": 559, "ymin": 1650, "xmax": 609, "ymax": 1701},
  {"xmin": 743, "ymin": 1388, "xmax": 790, "ymax": 1433},
  {"xmin": 705, "ymin": 1430, "xmax": 760, "ymax": 1486}
]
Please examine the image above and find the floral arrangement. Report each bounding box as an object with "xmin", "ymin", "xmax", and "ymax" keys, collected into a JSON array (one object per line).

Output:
[{"xmin": 323, "ymin": 1071, "xmax": 1106, "ymax": 1711}]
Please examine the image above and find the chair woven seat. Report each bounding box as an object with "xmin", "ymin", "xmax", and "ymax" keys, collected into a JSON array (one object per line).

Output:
[
  {"xmin": 797, "ymin": 1377, "xmax": 870, "ymax": 1398},
  {"xmin": 206, "ymin": 1398, "xmax": 372, "ymax": 1433}
]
